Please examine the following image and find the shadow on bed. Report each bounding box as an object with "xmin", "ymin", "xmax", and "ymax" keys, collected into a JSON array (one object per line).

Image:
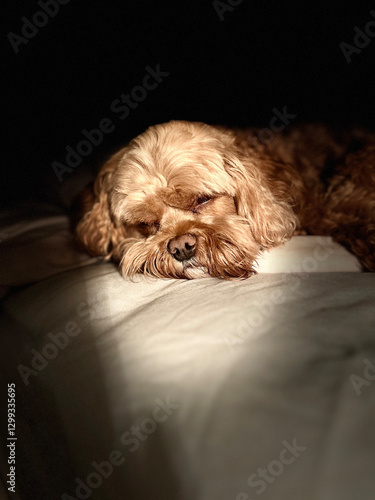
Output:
[{"xmin": 0, "ymin": 260, "xmax": 184, "ymax": 499}]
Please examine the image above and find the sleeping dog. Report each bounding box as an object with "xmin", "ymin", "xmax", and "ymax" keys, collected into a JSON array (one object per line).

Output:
[{"xmin": 74, "ymin": 121, "xmax": 375, "ymax": 279}]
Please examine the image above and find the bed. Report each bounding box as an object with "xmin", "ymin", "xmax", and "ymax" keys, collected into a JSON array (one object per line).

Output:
[{"xmin": 1, "ymin": 201, "xmax": 374, "ymax": 500}]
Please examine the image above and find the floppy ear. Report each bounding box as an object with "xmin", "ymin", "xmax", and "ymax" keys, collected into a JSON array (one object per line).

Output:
[
  {"xmin": 224, "ymin": 146, "xmax": 302, "ymax": 248},
  {"xmin": 74, "ymin": 148, "xmax": 128, "ymax": 261}
]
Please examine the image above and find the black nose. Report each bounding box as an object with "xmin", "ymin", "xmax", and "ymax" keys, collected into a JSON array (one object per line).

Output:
[{"xmin": 167, "ymin": 234, "xmax": 197, "ymax": 262}]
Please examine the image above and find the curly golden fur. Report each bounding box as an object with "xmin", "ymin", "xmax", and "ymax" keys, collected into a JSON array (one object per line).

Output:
[{"xmin": 74, "ymin": 120, "xmax": 375, "ymax": 279}]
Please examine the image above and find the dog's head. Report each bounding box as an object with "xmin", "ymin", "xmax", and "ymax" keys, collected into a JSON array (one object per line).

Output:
[{"xmin": 75, "ymin": 120, "xmax": 299, "ymax": 279}]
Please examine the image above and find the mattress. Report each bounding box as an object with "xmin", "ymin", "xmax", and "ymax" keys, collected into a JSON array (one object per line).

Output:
[{"xmin": 0, "ymin": 203, "xmax": 374, "ymax": 500}]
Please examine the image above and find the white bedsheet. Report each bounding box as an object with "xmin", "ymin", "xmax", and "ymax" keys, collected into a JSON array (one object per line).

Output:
[{"xmin": 1, "ymin": 258, "xmax": 375, "ymax": 500}]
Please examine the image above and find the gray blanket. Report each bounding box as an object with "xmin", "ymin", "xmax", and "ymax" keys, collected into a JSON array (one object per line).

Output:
[{"xmin": 0, "ymin": 205, "xmax": 374, "ymax": 500}]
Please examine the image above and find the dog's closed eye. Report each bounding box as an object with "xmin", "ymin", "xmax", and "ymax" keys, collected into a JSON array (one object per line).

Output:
[
  {"xmin": 137, "ymin": 221, "xmax": 160, "ymax": 236},
  {"xmin": 192, "ymin": 195, "xmax": 213, "ymax": 213},
  {"xmin": 196, "ymin": 195, "xmax": 212, "ymax": 205}
]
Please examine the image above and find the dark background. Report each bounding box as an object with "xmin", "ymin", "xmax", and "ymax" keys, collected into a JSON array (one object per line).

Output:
[{"xmin": 3, "ymin": 0, "xmax": 375, "ymax": 208}]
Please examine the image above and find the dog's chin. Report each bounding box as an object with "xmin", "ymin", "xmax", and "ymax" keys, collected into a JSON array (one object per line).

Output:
[
  {"xmin": 121, "ymin": 252, "xmax": 256, "ymax": 280},
  {"xmin": 180, "ymin": 261, "xmax": 210, "ymax": 279},
  {"xmin": 119, "ymin": 228, "xmax": 260, "ymax": 280}
]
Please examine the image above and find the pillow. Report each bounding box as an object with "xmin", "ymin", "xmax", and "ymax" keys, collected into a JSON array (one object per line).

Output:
[{"xmin": 256, "ymin": 236, "xmax": 361, "ymax": 273}]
